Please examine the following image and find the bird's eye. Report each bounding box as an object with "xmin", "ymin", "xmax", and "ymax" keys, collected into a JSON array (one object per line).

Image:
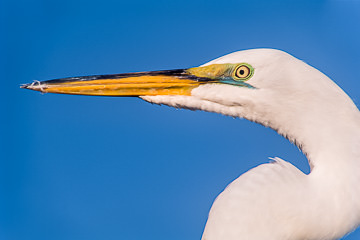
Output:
[{"xmin": 233, "ymin": 64, "xmax": 253, "ymax": 81}]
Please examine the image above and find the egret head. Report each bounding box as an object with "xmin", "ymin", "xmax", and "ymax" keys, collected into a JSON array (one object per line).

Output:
[{"xmin": 21, "ymin": 49, "xmax": 313, "ymax": 112}]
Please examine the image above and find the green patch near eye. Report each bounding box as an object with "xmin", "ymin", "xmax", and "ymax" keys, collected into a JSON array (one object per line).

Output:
[
  {"xmin": 186, "ymin": 64, "xmax": 235, "ymax": 79},
  {"xmin": 186, "ymin": 63, "xmax": 254, "ymax": 81}
]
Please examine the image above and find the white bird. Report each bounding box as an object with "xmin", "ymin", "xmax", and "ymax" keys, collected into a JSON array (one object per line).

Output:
[{"xmin": 22, "ymin": 49, "xmax": 360, "ymax": 240}]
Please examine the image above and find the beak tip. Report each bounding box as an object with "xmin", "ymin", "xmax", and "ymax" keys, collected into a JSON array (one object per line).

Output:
[{"xmin": 20, "ymin": 80, "xmax": 46, "ymax": 92}]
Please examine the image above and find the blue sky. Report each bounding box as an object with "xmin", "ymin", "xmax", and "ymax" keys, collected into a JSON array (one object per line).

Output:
[{"xmin": 2, "ymin": 0, "xmax": 360, "ymax": 239}]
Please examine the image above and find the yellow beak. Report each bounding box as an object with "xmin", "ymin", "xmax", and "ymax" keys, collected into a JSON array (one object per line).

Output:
[{"xmin": 21, "ymin": 69, "xmax": 215, "ymax": 97}]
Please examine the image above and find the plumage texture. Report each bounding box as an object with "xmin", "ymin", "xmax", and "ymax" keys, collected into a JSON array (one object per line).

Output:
[{"xmin": 142, "ymin": 49, "xmax": 360, "ymax": 240}]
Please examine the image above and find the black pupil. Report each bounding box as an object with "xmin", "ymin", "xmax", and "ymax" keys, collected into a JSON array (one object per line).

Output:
[{"xmin": 239, "ymin": 69, "xmax": 245, "ymax": 75}]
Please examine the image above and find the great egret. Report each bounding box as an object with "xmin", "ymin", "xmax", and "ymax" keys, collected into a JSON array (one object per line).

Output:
[{"xmin": 22, "ymin": 49, "xmax": 360, "ymax": 240}]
